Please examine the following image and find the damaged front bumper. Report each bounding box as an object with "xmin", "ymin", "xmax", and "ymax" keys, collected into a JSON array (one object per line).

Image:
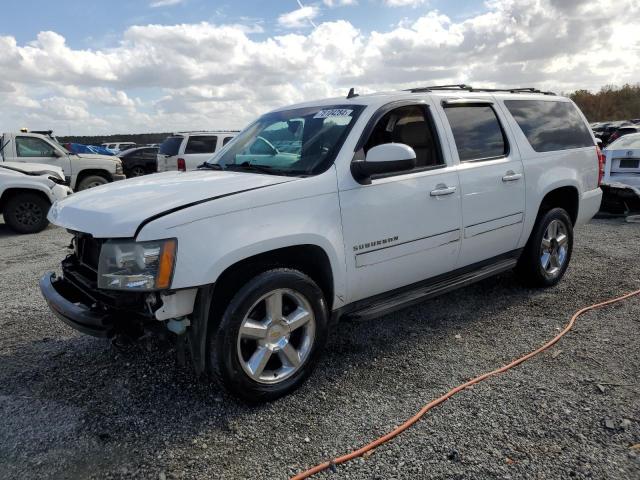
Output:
[
  {"xmin": 39, "ymin": 254, "xmax": 162, "ymax": 338},
  {"xmin": 600, "ymin": 182, "xmax": 640, "ymax": 213},
  {"xmin": 40, "ymin": 272, "xmax": 116, "ymax": 337}
]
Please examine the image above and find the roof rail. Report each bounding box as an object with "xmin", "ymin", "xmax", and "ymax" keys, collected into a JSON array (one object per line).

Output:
[{"xmin": 406, "ymin": 85, "xmax": 556, "ymax": 96}]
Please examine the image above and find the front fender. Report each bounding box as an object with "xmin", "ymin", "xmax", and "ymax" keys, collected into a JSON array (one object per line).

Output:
[{"xmin": 138, "ymin": 189, "xmax": 347, "ymax": 308}]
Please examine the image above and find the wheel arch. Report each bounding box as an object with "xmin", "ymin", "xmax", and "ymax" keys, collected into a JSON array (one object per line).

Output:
[
  {"xmin": 537, "ymin": 185, "xmax": 579, "ymax": 225},
  {"xmin": 212, "ymin": 243, "xmax": 335, "ymax": 314},
  {"xmin": 0, "ymin": 187, "xmax": 52, "ymax": 213}
]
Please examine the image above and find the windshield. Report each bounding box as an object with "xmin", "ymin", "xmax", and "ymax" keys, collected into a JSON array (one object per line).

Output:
[
  {"xmin": 159, "ymin": 136, "xmax": 184, "ymax": 156},
  {"xmin": 51, "ymin": 139, "xmax": 71, "ymax": 154},
  {"xmin": 206, "ymin": 104, "xmax": 364, "ymax": 176},
  {"xmin": 606, "ymin": 133, "xmax": 640, "ymax": 150}
]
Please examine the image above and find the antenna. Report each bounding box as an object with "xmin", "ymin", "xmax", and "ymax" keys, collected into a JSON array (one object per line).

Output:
[{"xmin": 347, "ymin": 88, "xmax": 359, "ymax": 99}]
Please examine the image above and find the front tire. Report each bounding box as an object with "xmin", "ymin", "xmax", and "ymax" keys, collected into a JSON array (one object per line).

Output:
[
  {"xmin": 77, "ymin": 174, "xmax": 109, "ymax": 190},
  {"xmin": 3, "ymin": 193, "xmax": 50, "ymax": 234},
  {"xmin": 516, "ymin": 207, "xmax": 573, "ymax": 287},
  {"xmin": 210, "ymin": 269, "xmax": 328, "ymax": 403}
]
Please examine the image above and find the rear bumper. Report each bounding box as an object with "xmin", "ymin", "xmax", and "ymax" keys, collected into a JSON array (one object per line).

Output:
[
  {"xmin": 576, "ymin": 188, "xmax": 603, "ymax": 226},
  {"xmin": 39, "ymin": 272, "xmax": 114, "ymax": 337}
]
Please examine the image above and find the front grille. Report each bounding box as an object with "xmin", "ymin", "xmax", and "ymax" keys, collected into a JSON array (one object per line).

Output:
[{"xmin": 75, "ymin": 234, "xmax": 103, "ymax": 271}]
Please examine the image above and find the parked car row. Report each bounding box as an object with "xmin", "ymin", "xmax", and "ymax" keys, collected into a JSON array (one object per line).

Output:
[{"xmin": 591, "ymin": 119, "xmax": 640, "ymax": 146}]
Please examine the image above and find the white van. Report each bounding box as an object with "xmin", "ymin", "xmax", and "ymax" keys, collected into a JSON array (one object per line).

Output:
[
  {"xmin": 101, "ymin": 142, "xmax": 137, "ymax": 154},
  {"xmin": 157, "ymin": 131, "xmax": 237, "ymax": 172}
]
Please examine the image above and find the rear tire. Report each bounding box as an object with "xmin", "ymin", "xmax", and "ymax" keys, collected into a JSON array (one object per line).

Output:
[
  {"xmin": 516, "ymin": 207, "xmax": 573, "ymax": 287},
  {"xmin": 209, "ymin": 269, "xmax": 328, "ymax": 403},
  {"xmin": 77, "ymin": 174, "xmax": 109, "ymax": 190},
  {"xmin": 3, "ymin": 192, "xmax": 50, "ymax": 234}
]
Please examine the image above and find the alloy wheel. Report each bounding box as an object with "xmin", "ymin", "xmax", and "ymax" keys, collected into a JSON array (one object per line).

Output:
[
  {"xmin": 236, "ymin": 288, "xmax": 316, "ymax": 384},
  {"xmin": 540, "ymin": 219, "xmax": 568, "ymax": 278}
]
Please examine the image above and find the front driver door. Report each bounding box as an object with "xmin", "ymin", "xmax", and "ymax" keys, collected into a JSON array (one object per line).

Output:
[
  {"xmin": 14, "ymin": 136, "xmax": 71, "ymax": 177},
  {"xmin": 339, "ymin": 102, "xmax": 462, "ymax": 303}
]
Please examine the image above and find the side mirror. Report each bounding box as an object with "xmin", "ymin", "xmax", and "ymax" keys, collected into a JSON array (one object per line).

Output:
[
  {"xmin": 52, "ymin": 150, "xmax": 63, "ymax": 158},
  {"xmin": 351, "ymin": 143, "xmax": 416, "ymax": 182}
]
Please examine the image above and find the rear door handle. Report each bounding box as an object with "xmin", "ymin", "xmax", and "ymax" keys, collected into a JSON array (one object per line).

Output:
[
  {"xmin": 502, "ymin": 171, "xmax": 522, "ymax": 182},
  {"xmin": 430, "ymin": 184, "xmax": 457, "ymax": 197}
]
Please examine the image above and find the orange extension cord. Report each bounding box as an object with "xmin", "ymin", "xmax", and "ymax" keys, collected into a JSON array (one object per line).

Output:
[{"xmin": 291, "ymin": 288, "xmax": 640, "ymax": 480}]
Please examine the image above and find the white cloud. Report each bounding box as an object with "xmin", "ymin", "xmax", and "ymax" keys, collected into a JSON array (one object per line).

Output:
[
  {"xmin": 0, "ymin": 0, "xmax": 638, "ymax": 135},
  {"xmin": 323, "ymin": 0, "xmax": 358, "ymax": 6},
  {"xmin": 277, "ymin": 6, "xmax": 319, "ymax": 29},
  {"xmin": 149, "ymin": 0, "xmax": 186, "ymax": 7},
  {"xmin": 383, "ymin": 0, "xmax": 427, "ymax": 7}
]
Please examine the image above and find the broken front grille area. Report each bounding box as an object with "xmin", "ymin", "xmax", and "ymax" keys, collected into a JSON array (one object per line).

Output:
[{"xmin": 62, "ymin": 232, "xmax": 152, "ymax": 314}]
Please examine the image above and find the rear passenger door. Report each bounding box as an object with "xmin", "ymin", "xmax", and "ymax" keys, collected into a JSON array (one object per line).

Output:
[
  {"xmin": 438, "ymin": 99, "xmax": 525, "ymax": 267},
  {"xmin": 183, "ymin": 135, "xmax": 218, "ymax": 170}
]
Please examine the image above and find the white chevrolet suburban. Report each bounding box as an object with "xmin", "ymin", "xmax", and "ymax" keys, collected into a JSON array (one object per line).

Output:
[
  {"xmin": 39, "ymin": 86, "xmax": 603, "ymax": 402},
  {"xmin": 157, "ymin": 131, "xmax": 238, "ymax": 172},
  {"xmin": 1, "ymin": 132, "xmax": 125, "ymax": 190}
]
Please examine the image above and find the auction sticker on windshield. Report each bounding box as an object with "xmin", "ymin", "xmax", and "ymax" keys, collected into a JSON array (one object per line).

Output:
[{"xmin": 313, "ymin": 109, "xmax": 353, "ymax": 119}]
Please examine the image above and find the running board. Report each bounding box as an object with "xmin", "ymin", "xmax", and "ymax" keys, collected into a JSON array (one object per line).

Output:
[{"xmin": 345, "ymin": 258, "xmax": 518, "ymax": 321}]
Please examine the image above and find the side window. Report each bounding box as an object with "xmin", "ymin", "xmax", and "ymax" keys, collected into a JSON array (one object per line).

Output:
[
  {"xmin": 443, "ymin": 105, "xmax": 507, "ymax": 162},
  {"xmin": 223, "ymin": 136, "xmax": 234, "ymax": 146},
  {"xmin": 504, "ymin": 100, "xmax": 593, "ymax": 152},
  {"xmin": 16, "ymin": 137, "xmax": 56, "ymax": 157},
  {"xmin": 363, "ymin": 105, "xmax": 443, "ymax": 170},
  {"xmin": 184, "ymin": 136, "xmax": 218, "ymax": 154}
]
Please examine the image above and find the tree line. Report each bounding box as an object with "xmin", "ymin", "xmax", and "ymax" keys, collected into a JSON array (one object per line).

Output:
[{"xmin": 570, "ymin": 84, "xmax": 640, "ymax": 122}]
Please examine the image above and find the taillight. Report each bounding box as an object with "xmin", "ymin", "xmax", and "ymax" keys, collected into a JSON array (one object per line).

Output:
[
  {"xmin": 596, "ymin": 146, "xmax": 605, "ymax": 186},
  {"xmin": 177, "ymin": 158, "xmax": 186, "ymax": 171}
]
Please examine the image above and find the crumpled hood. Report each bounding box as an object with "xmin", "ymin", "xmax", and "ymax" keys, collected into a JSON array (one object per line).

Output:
[
  {"xmin": 48, "ymin": 170, "xmax": 295, "ymax": 238},
  {"xmin": 75, "ymin": 153, "xmax": 120, "ymax": 162},
  {"xmin": 1, "ymin": 161, "xmax": 65, "ymax": 179}
]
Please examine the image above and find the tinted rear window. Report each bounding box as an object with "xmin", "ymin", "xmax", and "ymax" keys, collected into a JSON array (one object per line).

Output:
[
  {"xmin": 444, "ymin": 105, "xmax": 507, "ymax": 161},
  {"xmin": 159, "ymin": 136, "xmax": 183, "ymax": 156},
  {"xmin": 184, "ymin": 135, "xmax": 218, "ymax": 154},
  {"xmin": 504, "ymin": 100, "xmax": 593, "ymax": 152},
  {"xmin": 223, "ymin": 136, "xmax": 234, "ymax": 146}
]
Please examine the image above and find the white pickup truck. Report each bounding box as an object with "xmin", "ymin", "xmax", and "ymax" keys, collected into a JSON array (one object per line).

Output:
[
  {"xmin": 0, "ymin": 162, "xmax": 71, "ymax": 233},
  {"xmin": 1, "ymin": 132, "xmax": 125, "ymax": 190},
  {"xmin": 40, "ymin": 86, "xmax": 602, "ymax": 402}
]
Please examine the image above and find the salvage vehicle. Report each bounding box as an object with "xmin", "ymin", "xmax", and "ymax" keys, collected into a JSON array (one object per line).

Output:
[
  {"xmin": 600, "ymin": 132, "xmax": 640, "ymax": 213},
  {"xmin": 157, "ymin": 131, "xmax": 237, "ymax": 172},
  {"xmin": 118, "ymin": 146, "xmax": 159, "ymax": 177},
  {"xmin": 40, "ymin": 85, "xmax": 602, "ymax": 402},
  {"xmin": 1, "ymin": 132, "xmax": 125, "ymax": 190},
  {"xmin": 1, "ymin": 162, "xmax": 71, "ymax": 233}
]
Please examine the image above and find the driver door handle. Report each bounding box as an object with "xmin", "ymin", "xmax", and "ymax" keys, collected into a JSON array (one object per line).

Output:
[
  {"xmin": 502, "ymin": 171, "xmax": 522, "ymax": 182},
  {"xmin": 430, "ymin": 184, "xmax": 457, "ymax": 197}
]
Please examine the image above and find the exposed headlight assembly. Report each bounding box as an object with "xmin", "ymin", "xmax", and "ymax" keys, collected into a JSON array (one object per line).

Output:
[
  {"xmin": 98, "ymin": 238, "xmax": 177, "ymax": 291},
  {"xmin": 115, "ymin": 160, "xmax": 124, "ymax": 175}
]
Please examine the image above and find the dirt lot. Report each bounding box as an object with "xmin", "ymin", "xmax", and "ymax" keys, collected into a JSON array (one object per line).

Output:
[{"xmin": 1, "ymin": 217, "xmax": 639, "ymax": 480}]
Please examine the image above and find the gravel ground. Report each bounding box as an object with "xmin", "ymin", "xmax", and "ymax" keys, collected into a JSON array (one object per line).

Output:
[{"xmin": 1, "ymin": 217, "xmax": 639, "ymax": 480}]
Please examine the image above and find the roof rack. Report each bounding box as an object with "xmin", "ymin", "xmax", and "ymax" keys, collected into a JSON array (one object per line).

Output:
[{"xmin": 406, "ymin": 84, "xmax": 556, "ymax": 96}]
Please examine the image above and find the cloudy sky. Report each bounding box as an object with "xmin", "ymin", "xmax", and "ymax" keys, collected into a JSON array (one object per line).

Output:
[{"xmin": 0, "ymin": 0, "xmax": 638, "ymax": 135}]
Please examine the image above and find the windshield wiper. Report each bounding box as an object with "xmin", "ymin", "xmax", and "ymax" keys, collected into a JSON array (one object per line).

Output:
[
  {"xmin": 197, "ymin": 163, "xmax": 223, "ymax": 170},
  {"xmin": 224, "ymin": 162, "xmax": 280, "ymax": 175}
]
